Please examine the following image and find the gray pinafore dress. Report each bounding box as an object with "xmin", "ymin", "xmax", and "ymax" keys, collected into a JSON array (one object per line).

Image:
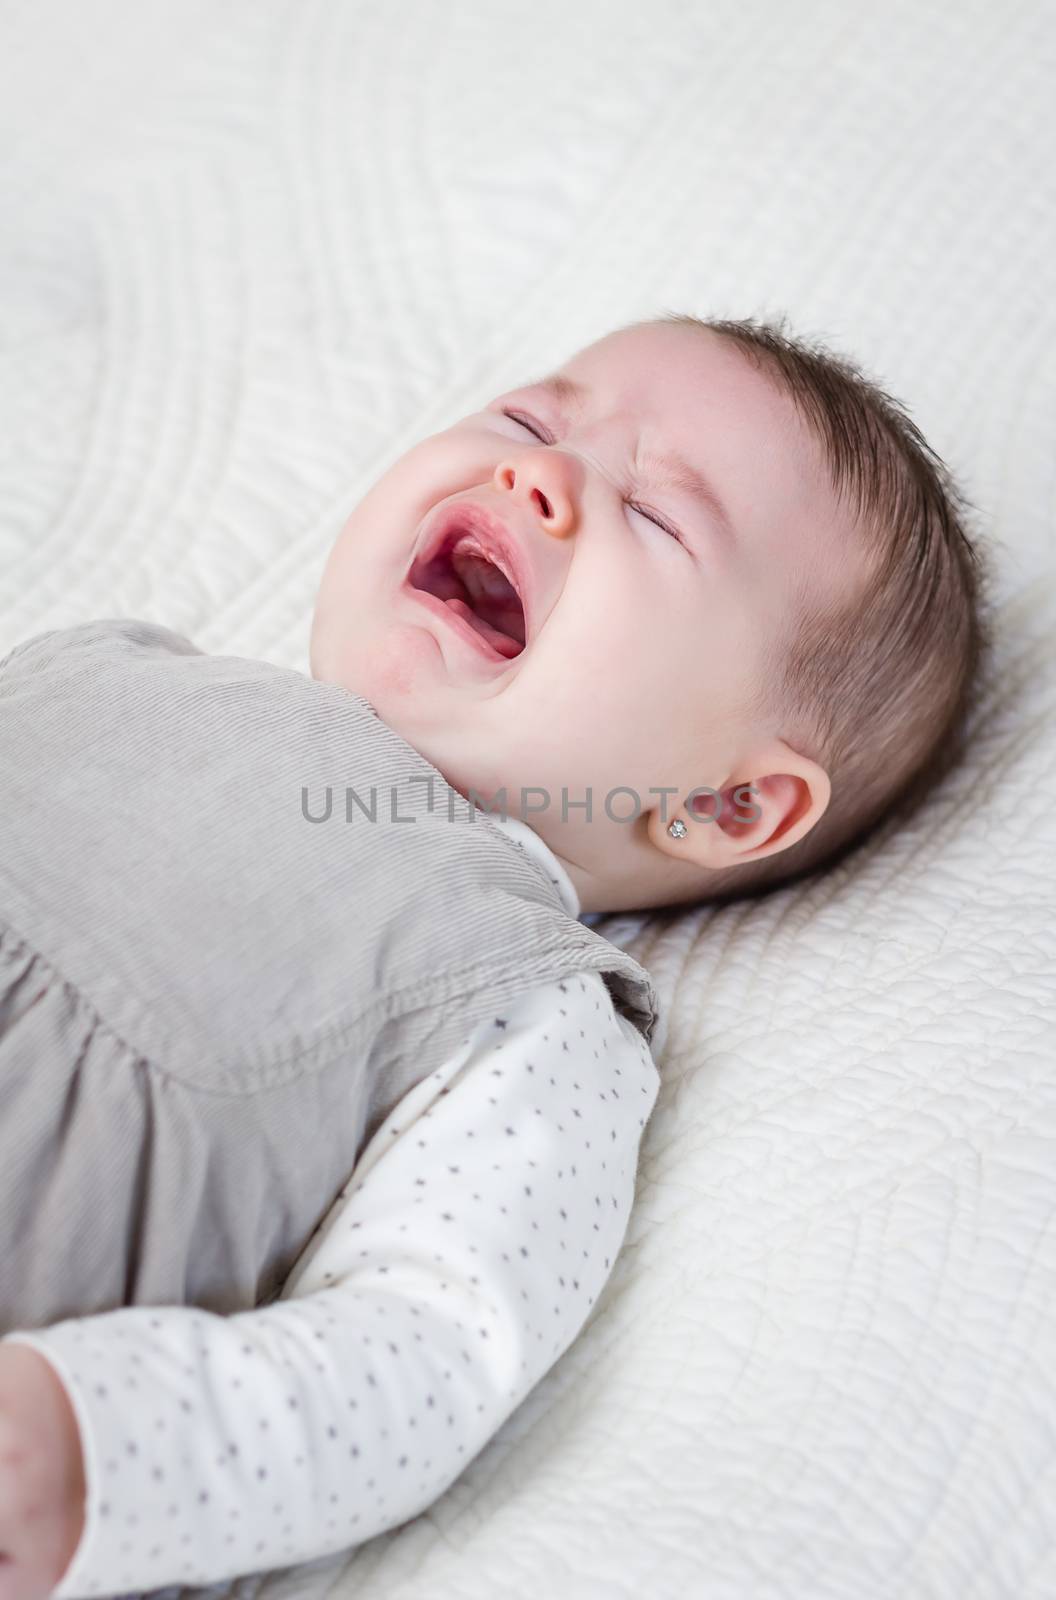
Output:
[{"xmin": 0, "ymin": 619, "xmax": 659, "ymax": 1336}]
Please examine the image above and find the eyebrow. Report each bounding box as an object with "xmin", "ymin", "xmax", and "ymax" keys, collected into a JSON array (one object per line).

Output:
[{"xmin": 535, "ymin": 373, "xmax": 738, "ymax": 547}]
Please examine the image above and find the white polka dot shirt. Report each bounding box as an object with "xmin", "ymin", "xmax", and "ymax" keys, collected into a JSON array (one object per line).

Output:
[{"xmin": 1, "ymin": 817, "xmax": 661, "ymax": 1596}]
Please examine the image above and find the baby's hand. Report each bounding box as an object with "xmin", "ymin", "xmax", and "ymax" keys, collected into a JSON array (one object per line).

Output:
[{"xmin": 0, "ymin": 1344, "xmax": 85, "ymax": 1600}]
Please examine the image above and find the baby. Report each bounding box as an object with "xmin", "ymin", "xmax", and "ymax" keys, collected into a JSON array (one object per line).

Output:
[
  {"xmin": 311, "ymin": 312, "xmax": 991, "ymax": 914},
  {"xmin": 0, "ymin": 313, "xmax": 990, "ymax": 1597}
]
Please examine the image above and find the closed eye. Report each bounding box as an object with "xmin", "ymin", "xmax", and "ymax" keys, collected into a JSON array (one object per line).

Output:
[{"xmin": 499, "ymin": 409, "xmax": 687, "ymax": 547}]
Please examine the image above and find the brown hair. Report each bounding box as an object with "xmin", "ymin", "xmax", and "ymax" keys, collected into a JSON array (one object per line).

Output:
[{"xmin": 640, "ymin": 309, "xmax": 998, "ymax": 905}]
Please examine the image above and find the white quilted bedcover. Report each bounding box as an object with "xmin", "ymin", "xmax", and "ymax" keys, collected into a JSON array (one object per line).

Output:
[{"xmin": 1, "ymin": 2, "xmax": 1054, "ymax": 1597}]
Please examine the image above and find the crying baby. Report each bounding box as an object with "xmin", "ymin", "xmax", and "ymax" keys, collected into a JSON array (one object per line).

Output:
[{"xmin": 309, "ymin": 311, "xmax": 991, "ymax": 916}]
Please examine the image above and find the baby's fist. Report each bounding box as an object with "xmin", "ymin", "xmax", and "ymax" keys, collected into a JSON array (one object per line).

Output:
[{"xmin": 0, "ymin": 1342, "xmax": 86, "ymax": 1600}]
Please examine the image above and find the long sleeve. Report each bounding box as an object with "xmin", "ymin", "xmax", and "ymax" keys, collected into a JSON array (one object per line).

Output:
[{"xmin": 2, "ymin": 969, "xmax": 660, "ymax": 1597}]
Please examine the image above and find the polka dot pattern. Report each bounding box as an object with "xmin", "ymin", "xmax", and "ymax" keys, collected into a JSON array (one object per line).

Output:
[{"xmin": 4, "ymin": 970, "xmax": 660, "ymax": 1596}]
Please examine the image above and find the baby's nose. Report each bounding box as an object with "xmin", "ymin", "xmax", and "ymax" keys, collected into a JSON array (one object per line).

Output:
[
  {"xmin": 531, "ymin": 485, "xmax": 575, "ymax": 539},
  {"xmin": 494, "ymin": 460, "xmax": 577, "ymax": 539}
]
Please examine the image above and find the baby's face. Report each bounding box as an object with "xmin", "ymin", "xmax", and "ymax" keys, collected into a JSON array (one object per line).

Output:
[{"xmin": 310, "ymin": 322, "xmax": 859, "ymax": 912}]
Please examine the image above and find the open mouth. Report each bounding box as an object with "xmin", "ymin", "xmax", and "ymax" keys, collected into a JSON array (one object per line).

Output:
[{"xmin": 406, "ymin": 527, "xmax": 527, "ymax": 660}]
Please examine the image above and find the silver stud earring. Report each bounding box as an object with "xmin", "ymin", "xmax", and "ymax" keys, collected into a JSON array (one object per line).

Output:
[{"xmin": 668, "ymin": 818, "xmax": 688, "ymax": 840}]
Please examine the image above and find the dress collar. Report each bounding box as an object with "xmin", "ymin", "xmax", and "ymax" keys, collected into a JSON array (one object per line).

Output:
[{"xmin": 481, "ymin": 812, "xmax": 582, "ymax": 920}]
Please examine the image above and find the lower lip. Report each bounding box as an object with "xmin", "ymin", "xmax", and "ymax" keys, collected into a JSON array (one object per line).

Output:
[{"xmin": 401, "ymin": 582, "xmax": 518, "ymax": 667}]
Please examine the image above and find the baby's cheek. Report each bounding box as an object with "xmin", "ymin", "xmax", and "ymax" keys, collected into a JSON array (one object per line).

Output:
[
  {"xmin": 366, "ymin": 624, "xmax": 437, "ymax": 703},
  {"xmin": 311, "ymin": 617, "xmax": 421, "ymax": 706}
]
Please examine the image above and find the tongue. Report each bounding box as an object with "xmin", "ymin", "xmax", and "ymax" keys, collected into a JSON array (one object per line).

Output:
[{"xmin": 445, "ymin": 596, "xmax": 522, "ymax": 658}]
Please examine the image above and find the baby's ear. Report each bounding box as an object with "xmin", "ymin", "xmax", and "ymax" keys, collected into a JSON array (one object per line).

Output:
[
  {"xmin": 705, "ymin": 772, "xmax": 809, "ymax": 850},
  {"xmin": 712, "ymin": 741, "xmax": 832, "ymax": 863},
  {"xmin": 652, "ymin": 741, "xmax": 831, "ymax": 869}
]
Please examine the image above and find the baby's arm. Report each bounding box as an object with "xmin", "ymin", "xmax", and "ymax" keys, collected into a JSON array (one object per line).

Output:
[
  {"xmin": 1, "ymin": 971, "xmax": 660, "ymax": 1598},
  {"xmin": 0, "ymin": 1341, "xmax": 85, "ymax": 1598}
]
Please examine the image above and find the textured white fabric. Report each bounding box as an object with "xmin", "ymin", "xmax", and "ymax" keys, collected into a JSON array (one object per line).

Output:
[{"xmin": 0, "ymin": 2, "xmax": 1054, "ymax": 1597}]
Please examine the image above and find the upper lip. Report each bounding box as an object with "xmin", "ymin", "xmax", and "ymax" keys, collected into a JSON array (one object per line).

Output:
[{"xmin": 410, "ymin": 498, "xmax": 536, "ymax": 647}]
